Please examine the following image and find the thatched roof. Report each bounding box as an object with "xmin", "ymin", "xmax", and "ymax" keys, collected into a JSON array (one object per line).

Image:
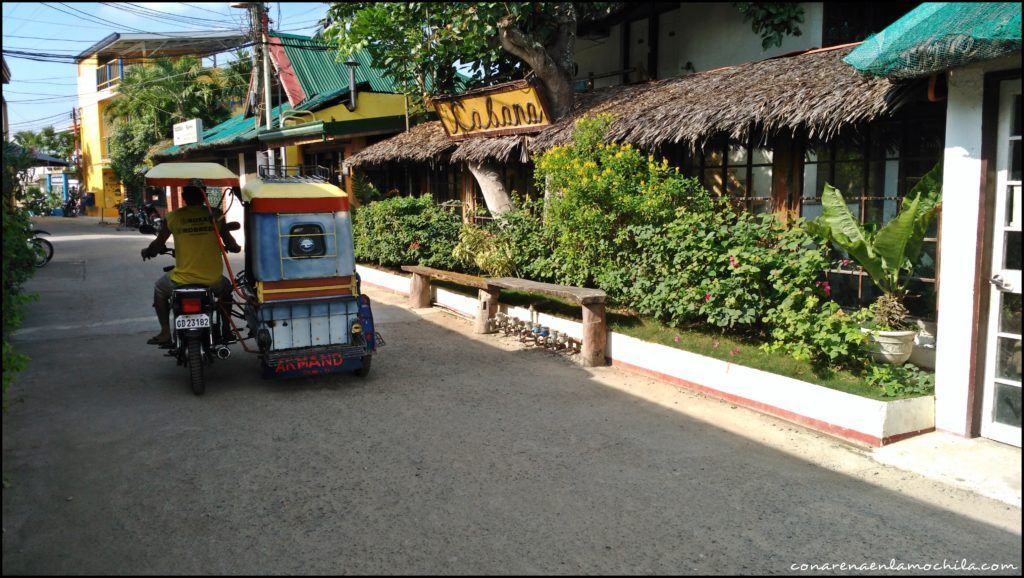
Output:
[
  {"xmin": 345, "ymin": 121, "xmax": 455, "ymax": 168},
  {"xmin": 450, "ymin": 135, "xmax": 532, "ymax": 164},
  {"xmin": 347, "ymin": 44, "xmax": 914, "ymax": 167},
  {"xmin": 535, "ymin": 44, "xmax": 913, "ymax": 151}
]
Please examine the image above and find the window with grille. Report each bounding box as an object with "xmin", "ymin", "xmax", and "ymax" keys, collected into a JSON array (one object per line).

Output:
[
  {"xmin": 800, "ymin": 116, "xmax": 945, "ymax": 319},
  {"xmin": 684, "ymin": 136, "xmax": 775, "ymax": 214}
]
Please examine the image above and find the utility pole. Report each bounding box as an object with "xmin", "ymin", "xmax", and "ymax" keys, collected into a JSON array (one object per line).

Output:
[
  {"xmin": 71, "ymin": 107, "xmax": 80, "ymax": 179},
  {"xmin": 260, "ymin": 3, "xmax": 275, "ymax": 175},
  {"xmin": 233, "ymin": 2, "xmax": 275, "ymax": 174}
]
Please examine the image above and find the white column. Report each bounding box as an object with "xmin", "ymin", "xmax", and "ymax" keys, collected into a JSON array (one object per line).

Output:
[
  {"xmin": 934, "ymin": 67, "xmax": 986, "ymax": 436},
  {"xmin": 228, "ymin": 152, "xmax": 246, "ymax": 249}
]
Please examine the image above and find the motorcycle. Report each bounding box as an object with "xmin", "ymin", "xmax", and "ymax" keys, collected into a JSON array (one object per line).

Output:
[
  {"xmin": 29, "ymin": 226, "xmax": 54, "ymax": 267},
  {"xmin": 62, "ymin": 191, "xmax": 83, "ymax": 217},
  {"xmin": 141, "ymin": 222, "xmax": 242, "ymax": 396},
  {"xmin": 140, "ymin": 200, "xmax": 163, "ymax": 231}
]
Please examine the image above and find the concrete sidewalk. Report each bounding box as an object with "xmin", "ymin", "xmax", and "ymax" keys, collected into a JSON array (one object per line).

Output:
[{"xmin": 872, "ymin": 431, "xmax": 1022, "ymax": 508}]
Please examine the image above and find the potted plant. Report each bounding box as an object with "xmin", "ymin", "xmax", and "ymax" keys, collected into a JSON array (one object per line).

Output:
[{"xmin": 807, "ymin": 164, "xmax": 942, "ymax": 365}]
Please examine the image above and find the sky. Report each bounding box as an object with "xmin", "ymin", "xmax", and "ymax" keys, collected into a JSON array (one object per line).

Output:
[{"xmin": 2, "ymin": 2, "xmax": 330, "ymax": 137}]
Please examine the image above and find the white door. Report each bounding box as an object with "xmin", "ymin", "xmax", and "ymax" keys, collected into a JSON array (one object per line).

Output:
[{"xmin": 980, "ymin": 78, "xmax": 1022, "ymax": 447}]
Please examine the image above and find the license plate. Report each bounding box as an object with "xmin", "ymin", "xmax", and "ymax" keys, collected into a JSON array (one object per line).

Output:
[{"xmin": 175, "ymin": 314, "xmax": 210, "ymax": 330}]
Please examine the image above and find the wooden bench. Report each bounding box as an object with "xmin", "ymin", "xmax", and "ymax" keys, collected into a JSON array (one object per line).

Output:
[
  {"xmin": 399, "ymin": 266, "xmax": 608, "ymax": 367},
  {"xmin": 401, "ymin": 265, "xmax": 500, "ymax": 335},
  {"xmin": 486, "ymin": 277, "xmax": 608, "ymax": 367}
]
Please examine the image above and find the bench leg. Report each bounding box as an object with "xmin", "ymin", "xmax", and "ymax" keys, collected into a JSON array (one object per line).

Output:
[
  {"xmin": 410, "ymin": 272, "xmax": 431, "ymax": 308},
  {"xmin": 581, "ymin": 302, "xmax": 607, "ymax": 367},
  {"xmin": 475, "ymin": 288, "xmax": 500, "ymax": 334}
]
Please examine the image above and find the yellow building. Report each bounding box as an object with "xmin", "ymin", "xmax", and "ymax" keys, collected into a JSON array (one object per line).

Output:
[{"xmin": 74, "ymin": 32, "xmax": 246, "ymax": 217}]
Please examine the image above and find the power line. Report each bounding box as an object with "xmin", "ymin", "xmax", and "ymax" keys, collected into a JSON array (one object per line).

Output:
[
  {"xmin": 2, "ymin": 34, "xmax": 107, "ymax": 42},
  {"xmin": 4, "ymin": 90, "xmax": 80, "ymax": 97},
  {"xmin": 6, "ymin": 80, "xmax": 79, "ymax": 86},
  {"xmin": 42, "ymin": 2, "xmax": 151, "ymax": 34},
  {"xmin": 2, "ymin": 15, "xmax": 135, "ymax": 31},
  {"xmin": 182, "ymin": 2, "xmax": 237, "ymax": 18},
  {"xmin": 3, "ymin": 45, "xmax": 91, "ymax": 52},
  {"xmin": 4, "ymin": 40, "xmax": 255, "ymax": 64},
  {"xmin": 6, "ymin": 95, "xmax": 81, "ymax": 103},
  {"xmin": 121, "ymin": 2, "xmax": 243, "ymax": 26},
  {"xmin": 99, "ymin": 2, "xmax": 243, "ymax": 32},
  {"xmin": 41, "ymin": 2, "xmax": 243, "ymax": 40},
  {"xmin": 8, "ymin": 111, "xmax": 74, "ymax": 127}
]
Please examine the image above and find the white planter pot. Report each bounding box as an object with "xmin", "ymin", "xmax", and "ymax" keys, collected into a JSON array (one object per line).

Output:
[{"xmin": 863, "ymin": 328, "xmax": 917, "ymax": 365}]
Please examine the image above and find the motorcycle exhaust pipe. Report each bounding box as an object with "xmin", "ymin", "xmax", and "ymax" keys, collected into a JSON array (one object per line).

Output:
[{"xmin": 215, "ymin": 345, "xmax": 231, "ymax": 360}]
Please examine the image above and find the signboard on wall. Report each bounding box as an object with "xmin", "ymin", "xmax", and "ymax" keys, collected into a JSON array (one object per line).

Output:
[
  {"xmin": 173, "ymin": 118, "xmax": 204, "ymax": 146},
  {"xmin": 430, "ymin": 79, "xmax": 551, "ymax": 141}
]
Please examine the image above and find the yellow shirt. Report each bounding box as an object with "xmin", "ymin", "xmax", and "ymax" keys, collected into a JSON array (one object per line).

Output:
[{"xmin": 166, "ymin": 205, "xmax": 224, "ymax": 285}]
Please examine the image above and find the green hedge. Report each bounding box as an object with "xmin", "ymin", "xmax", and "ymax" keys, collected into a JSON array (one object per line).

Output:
[
  {"xmin": 352, "ymin": 194, "xmax": 462, "ymax": 270},
  {"xmin": 3, "ymin": 143, "xmax": 39, "ymax": 405}
]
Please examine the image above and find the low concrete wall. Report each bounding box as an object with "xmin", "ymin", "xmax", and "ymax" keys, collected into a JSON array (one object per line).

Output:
[
  {"xmin": 357, "ymin": 264, "xmax": 411, "ymax": 295},
  {"xmin": 356, "ymin": 264, "xmax": 936, "ymax": 447}
]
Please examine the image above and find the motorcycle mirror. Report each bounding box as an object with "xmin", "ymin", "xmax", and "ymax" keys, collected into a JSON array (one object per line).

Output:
[
  {"xmin": 225, "ymin": 221, "xmax": 241, "ymax": 232},
  {"xmin": 139, "ymin": 224, "xmax": 157, "ymax": 235}
]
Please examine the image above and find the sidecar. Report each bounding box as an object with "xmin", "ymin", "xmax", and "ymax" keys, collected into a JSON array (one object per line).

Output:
[{"xmin": 241, "ymin": 172, "xmax": 376, "ymax": 379}]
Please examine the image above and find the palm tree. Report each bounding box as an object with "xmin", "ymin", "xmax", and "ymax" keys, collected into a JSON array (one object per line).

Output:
[{"xmin": 104, "ymin": 56, "xmax": 244, "ymax": 137}]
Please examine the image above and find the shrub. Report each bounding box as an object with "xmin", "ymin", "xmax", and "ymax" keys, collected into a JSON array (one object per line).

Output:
[
  {"xmin": 620, "ymin": 210, "xmax": 831, "ymax": 331},
  {"xmin": 762, "ymin": 295, "xmax": 871, "ymax": 369},
  {"xmin": 462, "ymin": 195, "xmax": 555, "ymax": 280},
  {"xmin": 3, "ymin": 143, "xmax": 38, "ymax": 405},
  {"xmin": 452, "ymin": 223, "xmax": 515, "ymax": 277},
  {"xmin": 23, "ymin": 186, "xmax": 60, "ymax": 215},
  {"xmin": 352, "ymin": 195, "xmax": 461, "ymax": 270},
  {"xmin": 534, "ymin": 114, "xmax": 710, "ymax": 287},
  {"xmin": 866, "ymin": 363, "xmax": 935, "ymax": 397}
]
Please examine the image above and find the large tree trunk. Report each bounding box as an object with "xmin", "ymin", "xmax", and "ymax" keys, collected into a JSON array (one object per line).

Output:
[
  {"xmin": 466, "ymin": 3, "xmax": 576, "ymax": 217},
  {"xmin": 467, "ymin": 162, "xmax": 513, "ymax": 218},
  {"xmin": 497, "ymin": 4, "xmax": 577, "ymax": 120}
]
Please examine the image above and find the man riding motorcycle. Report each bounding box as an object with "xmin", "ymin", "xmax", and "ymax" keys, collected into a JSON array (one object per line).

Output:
[{"xmin": 141, "ymin": 184, "xmax": 241, "ymax": 347}]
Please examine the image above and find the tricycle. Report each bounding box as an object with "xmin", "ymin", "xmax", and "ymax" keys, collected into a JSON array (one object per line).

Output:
[{"xmin": 142, "ymin": 162, "xmax": 378, "ymax": 394}]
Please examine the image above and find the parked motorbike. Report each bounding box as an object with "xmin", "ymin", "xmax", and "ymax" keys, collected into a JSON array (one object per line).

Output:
[
  {"xmin": 62, "ymin": 191, "xmax": 83, "ymax": 217},
  {"xmin": 141, "ymin": 222, "xmax": 241, "ymax": 396},
  {"xmin": 29, "ymin": 226, "xmax": 54, "ymax": 267},
  {"xmin": 116, "ymin": 201, "xmax": 140, "ymax": 230},
  {"xmin": 140, "ymin": 200, "xmax": 163, "ymax": 231}
]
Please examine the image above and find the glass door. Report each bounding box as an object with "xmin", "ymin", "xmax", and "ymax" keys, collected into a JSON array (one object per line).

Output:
[{"xmin": 980, "ymin": 78, "xmax": 1022, "ymax": 447}]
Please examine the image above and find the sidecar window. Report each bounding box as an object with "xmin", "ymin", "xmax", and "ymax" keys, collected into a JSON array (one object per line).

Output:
[{"xmin": 288, "ymin": 224, "xmax": 326, "ymax": 258}]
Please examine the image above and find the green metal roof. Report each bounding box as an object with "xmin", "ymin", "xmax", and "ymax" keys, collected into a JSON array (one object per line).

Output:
[
  {"xmin": 257, "ymin": 116, "xmax": 408, "ymax": 143},
  {"xmin": 154, "ymin": 103, "xmax": 291, "ymax": 159},
  {"xmin": 844, "ymin": 2, "xmax": 1022, "ymax": 79},
  {"xmin": 269, "ymin": 31, "xmax": 398, "ymax": 100}
]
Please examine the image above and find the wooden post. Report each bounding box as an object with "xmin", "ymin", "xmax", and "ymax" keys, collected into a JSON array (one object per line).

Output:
[
  {"xmin": 475, "ymin": 288, "xmax": 500, "ymax": 334},
  {"xmin": 410, "ymin": 272, "xmax": 431, "ymax": 308},
  {"xmin": 581, "ymin": 301, "xmax": 607, "ymax": 367}
]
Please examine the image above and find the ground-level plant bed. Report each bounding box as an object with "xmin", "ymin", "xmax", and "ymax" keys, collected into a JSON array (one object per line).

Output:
[{"xmin": 355, "ymin": 264, "xmax": 936, "ymax": 446}]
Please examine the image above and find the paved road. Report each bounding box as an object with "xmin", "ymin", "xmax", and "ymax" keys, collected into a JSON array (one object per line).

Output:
[{"xmin": 3, "ymin": 217, "xmax": 1021, "ymax": 575}]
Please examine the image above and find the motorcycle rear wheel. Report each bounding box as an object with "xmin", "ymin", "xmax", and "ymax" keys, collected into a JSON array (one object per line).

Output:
[{"xmin": 186, "ymin": 338, "xmax": 205, "ymax": 396}]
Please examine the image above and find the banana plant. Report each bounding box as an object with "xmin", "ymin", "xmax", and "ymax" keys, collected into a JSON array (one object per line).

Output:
[{"xmin": 806, "ymin": 163, "xmax": 942, "ymax": 327}]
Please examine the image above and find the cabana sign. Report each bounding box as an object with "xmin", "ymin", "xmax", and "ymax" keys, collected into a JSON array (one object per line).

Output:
[{"xmin": 431, "ymin": 80, "xmax": 551, "ymax": 141}]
